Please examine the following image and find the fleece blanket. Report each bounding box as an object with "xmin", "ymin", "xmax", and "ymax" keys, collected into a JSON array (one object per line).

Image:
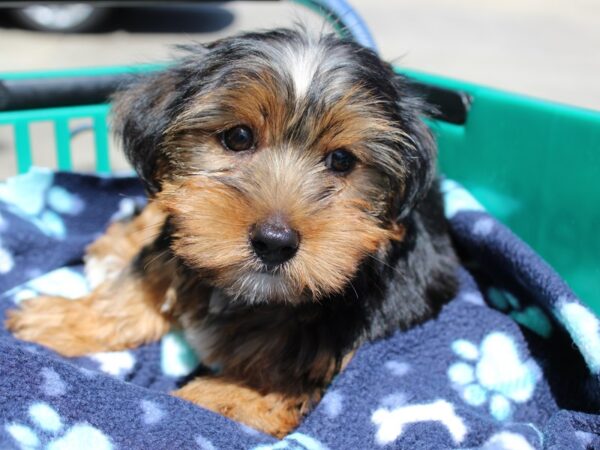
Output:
[{"xmin": 0, "ymin": 168, "xmax": 599, "ymax": 450}]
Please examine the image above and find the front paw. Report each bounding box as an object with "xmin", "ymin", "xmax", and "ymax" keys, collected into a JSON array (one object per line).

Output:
[
  {"xmin": 173, "ymin": 377, "xmax": 304, "ymax": 438},
  {"xmin": 5, "ymin": 296, "xmax": 100, "ymax": 357}
]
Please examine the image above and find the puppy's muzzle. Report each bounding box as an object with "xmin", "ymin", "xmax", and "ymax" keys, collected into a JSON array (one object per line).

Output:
[{"xmin": 250, "ymin": 215, "xmax": 299, "ymax": 268}]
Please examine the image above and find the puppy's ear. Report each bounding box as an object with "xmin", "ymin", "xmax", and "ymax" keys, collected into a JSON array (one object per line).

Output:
[
  {"xmin": 111, "ymin": 69, "xmax": 184, "ymax": 195},
  {"xmin": 392, "ymin": 76, "xmax": 438, "ymax": 221}
]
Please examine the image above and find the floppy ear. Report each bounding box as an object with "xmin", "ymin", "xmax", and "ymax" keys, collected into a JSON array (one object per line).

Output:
[
  {"xmin": 392, "ymin": 75, "xmax": 438, "ymax": 221},
  {"xmin": 111, "ymin": 70, "xmax": 183, "ymax": 195}
]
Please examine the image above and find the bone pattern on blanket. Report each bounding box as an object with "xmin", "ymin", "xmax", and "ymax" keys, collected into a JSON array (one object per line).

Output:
[{"xmin": 0, "ymin": 171, "xmax": 599, "ymax": 449}]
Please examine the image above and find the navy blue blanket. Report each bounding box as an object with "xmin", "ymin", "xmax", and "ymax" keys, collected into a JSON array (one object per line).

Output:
[{"xmin": 1, "ymin": 168, "xmax": 599, "ymax": 450}]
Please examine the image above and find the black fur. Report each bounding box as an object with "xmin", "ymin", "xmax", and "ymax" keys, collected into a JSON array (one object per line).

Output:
[
  {"xmin": 145, "ymin": 179, "xmax": 458, "ymax": 394},
  {"xmin": 113, "ymin": 28, "xmax": 458, "ymax": 392},
  {"xmin": 112, "ymin": 29, "xmax": 436, "ymax": 215}
]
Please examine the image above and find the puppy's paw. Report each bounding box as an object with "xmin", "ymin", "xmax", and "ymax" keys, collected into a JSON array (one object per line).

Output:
[
  {"xmin": 5, "ymin": 296, "xmax": 102, "ymax": 357},
  {"xmin": 173, "ymin": 377, "xmax": 305, "ymax": 438}
]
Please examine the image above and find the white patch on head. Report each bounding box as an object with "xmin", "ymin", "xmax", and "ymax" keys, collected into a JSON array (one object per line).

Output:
[
  {"xmin": 371, "ymin": 399, "xmax": 467, "ymax": 445},
  {"xmin": 284, "ymin": 42, "xmax": 323, "ymax": 99}
]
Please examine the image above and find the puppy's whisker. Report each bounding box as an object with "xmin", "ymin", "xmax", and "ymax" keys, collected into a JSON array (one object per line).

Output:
[
  {"xmin": 366, "ymin": 252, "xmax": 406, "ymax": 280},
  {"xmin": 136, "ymin": 222, "xmax": 165, "ymax": 232},
  {"xmin": 347, "ymin": 279, "xmax": 359, "ymax": 301},
  {"xmin": 142, "ymin": 250, "xmax": 173, "ymax": 274}
]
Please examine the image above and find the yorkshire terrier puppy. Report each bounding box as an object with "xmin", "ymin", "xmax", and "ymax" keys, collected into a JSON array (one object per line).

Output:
[{"xmin": 6, "ymin": 29, "xmax": 458, "ymax": 437}]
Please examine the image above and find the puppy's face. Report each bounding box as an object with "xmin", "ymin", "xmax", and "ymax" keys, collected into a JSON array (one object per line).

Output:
[{"xmin": 114, "ymin": 30, "xmax": 436, "ymax": 303}]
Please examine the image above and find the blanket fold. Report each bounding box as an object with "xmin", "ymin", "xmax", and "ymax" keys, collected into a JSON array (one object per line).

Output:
[{"xmin": 1, "ymin": 169, "xmax": 598, "ymax": 450}]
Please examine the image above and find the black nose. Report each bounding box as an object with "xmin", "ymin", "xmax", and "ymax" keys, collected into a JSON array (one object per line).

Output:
[{"xmin": 250, "ymin": 218, "xmax": 299, "ymax": 267}]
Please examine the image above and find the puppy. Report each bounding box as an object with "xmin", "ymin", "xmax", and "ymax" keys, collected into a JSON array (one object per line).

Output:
[{"xmin": 6, "ymin": 29, "xmax": 458, "ymax": 437}]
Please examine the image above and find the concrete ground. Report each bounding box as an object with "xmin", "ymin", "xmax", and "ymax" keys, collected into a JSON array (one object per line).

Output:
[{"xmin": 0, "ymin": 0, "xmax": 599, "ymax": 178}]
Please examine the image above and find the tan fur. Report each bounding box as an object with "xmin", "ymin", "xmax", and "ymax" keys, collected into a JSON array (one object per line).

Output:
[
  {"xmin": 4, "ymin": 39, "xmax": 415, "ymax": 438},
  {"xmin": 84, "ymin": 202, "xmax": 166, "ymax": 285},
  {"xmin": 172, "ymin": 351, "xmax": 355, "ymax": 437},
  {"xmin": 173, "ymin": 376, "xmax": 317, "ymax": 439},
  {"xmin": 167, "ymin": 80, "xmax": 407, "ymax": 179},
  {"xmin": 6, "ymin": 206, "xmax": 171, "ymax": 356},
  {"xmin": 158, "ymin": 150, "xmax": 393, "ymax": 303},
  {"xmin": 154, "ymin": 71, "xmax": 407, "ymax": 305},
  {"xmin": 5, "ymin": 280, "xmax": 171, "ymax": 356}
]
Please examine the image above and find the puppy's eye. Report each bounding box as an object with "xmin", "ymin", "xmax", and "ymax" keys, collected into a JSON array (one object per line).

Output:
[
  {"xmin": 220, "ymin": 125, "xmax": 254, "ymax": 152},
  {"xmin": 325, "ymin": 149, "xmax": 357, "ymax": 174}
]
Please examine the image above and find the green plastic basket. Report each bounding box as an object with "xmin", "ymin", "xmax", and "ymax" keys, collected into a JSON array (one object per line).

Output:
[
  {"xmin": 0, "ymin": 65, "xmax": 161, "ymax": 174},
  {"xmin": 0, "ymin": 65, "xmax": 599, "ymax": 316}
]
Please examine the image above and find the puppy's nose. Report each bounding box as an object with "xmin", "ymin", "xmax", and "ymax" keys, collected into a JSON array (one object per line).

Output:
[{"xmin": 250, "ymin": 217, "xmax": 299, "ymax": 267}]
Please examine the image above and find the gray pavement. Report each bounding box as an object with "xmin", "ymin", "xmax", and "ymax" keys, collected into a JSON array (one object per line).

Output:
[{"xmin": 1, "ymin": 0, "xmax": 599, "ymax": 178}]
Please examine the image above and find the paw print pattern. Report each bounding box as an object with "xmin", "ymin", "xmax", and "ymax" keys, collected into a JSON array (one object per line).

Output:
[
  {"xmin": 160, "ymin": 331, "xmax": 199, "ymax": 377},
  {"xmin": 89, "ymin": 351, "xmax": 136, "ymax": 379},
  {"xmin": 40, "ymin": 368, "xmax": 67, "ymax": 397},
  {"xmin": 0, "ymin": 168, "xmax": 84, "ymax": 240},
  {"xmin": 109, "ymin": 197, "xmax": 146, "ymax": 223},
  {"xmin": 4, "ymin": 402, "xmax": 113, "ymax": 450},
  {"xmin": 251, "ymin": 432, "xmax": 329, "ymax": 450},
  {"xmin": 487, "ymin": 288, "xmax": 553, "ymax": 338},
  {"xmin": 0, "ymin": 236, "xmax": 14, "ymax": 274},
  {"xmin": 320, "ymin": 390, "xmax": 344, "ymax": 419},
  {"xmin": 479, "ymin": 431, "xmax": 536, "ymax": 450},
  {"xmin": 8, "ymin": 268, "xmax": 90, "ymax": 306},
  {"xmin": 447, "ymin": 332, "xmax": 542, "ymax": 421},
  {"xmin": 441, "ymin": 179, "xmax": 485, "ymax": 219},
  {"xmin": 556, "ymin": 297, "xmax": 600, "ymax": 374}
]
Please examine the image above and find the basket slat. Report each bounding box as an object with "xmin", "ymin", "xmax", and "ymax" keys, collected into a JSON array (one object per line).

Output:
[
  {"xmin": 54, "ymin": 117, "xmax": 72, "ymax": 170},
  {"xmin": 14, "ymin": 121, "xmax": 32, "ymax": 173},
  {"xmin": 93, "ymin": 113, "xmax": 110, "ymax": 173}
]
